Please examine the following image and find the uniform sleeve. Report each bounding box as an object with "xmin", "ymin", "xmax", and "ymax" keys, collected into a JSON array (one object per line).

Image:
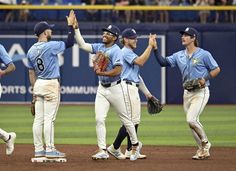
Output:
[
  {"xmin": 112, "ymin": 47, "xmax": 123, "ymax": 67},
  {"xmin": 124, "ymin": 50, "xmax": 137, "ymax": 65},
  {"xmin": 51, "ymin": 41, "xmax": 66, "ymax": 55},
  {"xmin": 166, "ymin": 53, "xmax": 178, "ymax": 68},
  {"xmin": 203, "ymin": 51, "xmax": 219, "ymax": 71},
  {"xmin": 91, "ymin": 43, "xmax": 101, "ymax": 54},
  {"xmin": 0, "ymin": 45, "xmax": 12, "ymax": 66},
  {"xmin": 26, "ymin": 52, "xmax": 34, "ymax": 70}
]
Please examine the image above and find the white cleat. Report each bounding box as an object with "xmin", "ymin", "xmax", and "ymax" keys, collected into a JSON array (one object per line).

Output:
[
  {"xmin": 192, "ymin": 148, "xmax": 202, "ymax": 160},
  {"xmin": 192, "ymin": 142, "xmax": 211, "ymax": 160},
  {"xmin": 92, "ymin": 149, "xmax": 109, "ymax": 160},
  {"xmin": 130, "ymin": 142, "xmax": 143, "ymax": 161},
  {"xmin": 125, "ymin": 149, "xmax": 147, "ymax": 159},
  {"xmin": 107, "ymin": 145, "xmax": 126, "ymax": 160},
  {"xmin": 6, "ymin": 132, "xmax": 16, "ymax": 155},
  {"xmin": 31, "ymin": 157, "xmax": 67, "ymax": 163}
]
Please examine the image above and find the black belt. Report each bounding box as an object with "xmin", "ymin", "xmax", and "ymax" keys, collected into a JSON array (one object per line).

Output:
[
  {"xmin": 101, "ymin": 80, "xmax": 121, "ymax": 88},
  {"xmin": 125, "ymin": 81, "xmax": 139, "ymax": 87}
]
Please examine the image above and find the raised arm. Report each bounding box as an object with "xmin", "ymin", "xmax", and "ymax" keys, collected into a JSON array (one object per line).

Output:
[
  {"xmin": 72, "ymin": 11, "xmax": 93, "ymax": 53},
  {"xmin": 64, "ymin": 10, "xmax": 75, "ymax": 49},
  {"xmin": 134, "ymin": 34, "xmax": 156, "ymax": 66},
  {"xmin": 153, "ymin": 37, "xmax": 170, "ymax": 67}
]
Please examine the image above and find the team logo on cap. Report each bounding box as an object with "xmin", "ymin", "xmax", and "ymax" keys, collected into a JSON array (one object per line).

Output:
[
  {"xmin": 185, "ymin": 27, "xmax": 190, "ymax": 31},
  {"xmin": 132, "ymin": 29, "xmax": 136, "ymax": 34},
  {"xmin": 108, "ymin": 25, "xmax": 112, "ymax": 29}
]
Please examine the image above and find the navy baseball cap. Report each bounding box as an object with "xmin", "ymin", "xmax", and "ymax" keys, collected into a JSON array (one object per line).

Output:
[
  {"xmin": 34, "ymin": 21, "xmax": 55, "ymax": 36},
  {"xmin": 122, "ymin": 28, "xmax": 137, "ymax": 39},
  {"xmin": 180, "ymin": 27, "xmax": 198, "ymax": 38},
  {"xmin": 102, "ymin": 25, "xmax": 120, "ymax": 38}
]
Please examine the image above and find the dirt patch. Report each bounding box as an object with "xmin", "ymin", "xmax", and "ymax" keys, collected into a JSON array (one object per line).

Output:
[{"xmin": 0, "ymin": 144, "xmax": 235, "ymax": 171}]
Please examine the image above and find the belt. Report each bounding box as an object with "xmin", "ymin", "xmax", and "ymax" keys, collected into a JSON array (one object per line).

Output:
[
  {"xmin": 101, "ymin": 79, "xmax": 121, "ymax": 88},
  {"xmin": 125, "ymin": 81, "xmax": 139, "ymax": 87},
  {"xmin": 38, "ymin": 78, "xmax": 60, "ymax": 82}
]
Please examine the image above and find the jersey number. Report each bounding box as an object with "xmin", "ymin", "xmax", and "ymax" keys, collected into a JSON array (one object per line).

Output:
[{"xmin": 36, "ymin": 58, "xmax": 44, "ymax": 71}]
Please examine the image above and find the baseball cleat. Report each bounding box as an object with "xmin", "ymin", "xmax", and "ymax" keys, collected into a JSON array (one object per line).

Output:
[
  {"xmin": 130, "ymin": 141, "xmax": 143, "ymax": 161},
  {"xmin": 6, "ymin": 132, "xmax": 16, "ymax": 155},
  {"xmin": 192, "ymin": 142, "xmax": 211, "ymax": 160},
  {"xmin": 192, "ymin": 148, "xmax": 203, "ymax": 160},
  {"xmin": 92, "ymin": 149, "xmax": 109, "ymax": 160},
  {"xmin": 125, "ymin": 149, "xmax": 147, "ymax": 159},
  {"xmin": 107, "ymin": 145, "xmax": 126, "ymax": 160},
  {"xmin": 31, "ymin": 157, "xmax": 67, "ymax": 163},
  {"xmin": 200, "ymin": 141, "xmax": 211, "ymax": 159},
  {"xmin": 45, "ymin": 150, "xmax": 66, "ymax": 158},
  {"xmin": 35, "ymin": 150, "xmax": 46, "ymax": 157}
]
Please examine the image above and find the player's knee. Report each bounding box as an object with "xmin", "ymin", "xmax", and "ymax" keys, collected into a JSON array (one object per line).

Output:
[
  {"xmin": 95, "ymin": 117, "xmax": 105, "ymax": 126},
  {"xmin": 187, "ymin": 120, "xmax": 197, "ymax": 129}
]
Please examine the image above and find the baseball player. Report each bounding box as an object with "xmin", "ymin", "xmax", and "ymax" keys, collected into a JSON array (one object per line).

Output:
[
  {"xmin": 107, "ymin": 28, "xmax": 156, "ymax": 159},
  {"xmin": 0, "ymin": 43, "xmax": 16, "ymax": 156},
  {"xmin": 27, "ymin": 10, "xmax": 75, "ymax": 159},
  {"xmin": 154, "ymin": 27, "xmax": 220, "ymax": 160},
  {"xmin": 72, "ymin": 13, "xmax": 142, "ymax": 161}
]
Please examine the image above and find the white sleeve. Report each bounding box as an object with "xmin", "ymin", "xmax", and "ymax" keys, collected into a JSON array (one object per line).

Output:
[
  {"xmin": 139, "ymin": 75, "xmax": 151, "ymax": 98},
  {"xmin": 75, "ymin": 29, "xmax": 93, "ymax": 53}
]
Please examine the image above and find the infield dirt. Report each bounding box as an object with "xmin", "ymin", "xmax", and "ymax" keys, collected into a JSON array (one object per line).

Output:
[{"xmin": 0, "ymin": 144, "xmax": 235, "ymax": 171}]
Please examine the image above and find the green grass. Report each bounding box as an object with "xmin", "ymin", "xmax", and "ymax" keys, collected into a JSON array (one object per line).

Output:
[{"xmin": 1, "ymin": 104, "xmax": 236, "ymax": 147}]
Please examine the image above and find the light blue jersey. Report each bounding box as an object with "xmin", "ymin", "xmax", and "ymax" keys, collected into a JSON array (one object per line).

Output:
[
  {"xmin": 121, "ymin": 47, "xmax": 140, "ymax": 83},
  {"xmin": 0, "ymin": 44, "xmax": 13, "ymax": 67},
  {"xmin": 27, "ymin": 41, "xmax": 65, "ymax": 79},
  {"xmin": 166, "ymin": 48, "xmax": 218, "ymax": 86},
  {"xmin": 92, "ymin": 43, "xmax": 122, "ymax": 83}
]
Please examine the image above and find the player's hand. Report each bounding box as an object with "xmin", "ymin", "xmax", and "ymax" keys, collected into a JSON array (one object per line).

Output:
[
  {"xmin": 0, "ymin": 69, "xmax": 5, "ymax": 78},
  {"xmin": 153, "ymin": 35, "xmax": 157, "ymax": 50},
  {"xmin": 66, "ymin": 10, "xmax": 75, "ymax": 26},
  {"xmin": 199, "ymin": 78, "xmax": 206, "ymax": 88},
  {"xmin": 73, "ymin": 14, "xmax": 79, "ymax": 29},
  {"xmin": 148, "ymin": 34, "xmax": 157, "ymax": 48}
]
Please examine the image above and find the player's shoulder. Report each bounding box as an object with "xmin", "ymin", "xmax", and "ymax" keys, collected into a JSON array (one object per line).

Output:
[
  {"xmin": 0, "ymin": 44, "xmax": 5, "ymax": 52},
  {"xmin": 198, "ymin": 48, "xmax": 212, "ymax": 56},
  {"xmin": 111, "ymin": 43, "xmax": 121, "ymax": 50},
  {"xmin": 174, "ymin": 50, "xmax": 184, "ymax": 57}
]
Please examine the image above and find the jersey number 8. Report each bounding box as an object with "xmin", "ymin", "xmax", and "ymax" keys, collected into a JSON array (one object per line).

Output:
[{"xmin": 36, "ymin": 58, "xmax": 44, "ymax": 71}]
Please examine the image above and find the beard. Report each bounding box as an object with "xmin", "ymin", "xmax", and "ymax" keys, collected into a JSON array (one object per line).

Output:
[{"xmin": 46, "ymin": 35, "xmax": 52, "ymax": 41}]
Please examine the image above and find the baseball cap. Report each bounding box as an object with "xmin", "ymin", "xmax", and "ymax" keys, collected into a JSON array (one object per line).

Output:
[
  {"xmin": 34, "ymin": 21, "xmax": 55, "ymax": 36},
  {"xmin": 102, "ymin": 25, "xmax": 120, "ymax": 38},
  {"xmin": 122, "ymin": 28, "xmax": 137, "ymax": 39},
  {"xmin": 180, "ymin": 27, "xmax": 198, "ymax": 38}
]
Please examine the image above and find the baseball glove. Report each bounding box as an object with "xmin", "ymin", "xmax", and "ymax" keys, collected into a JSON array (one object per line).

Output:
[
  {"xmin": 147, "ymin": 96, "xmax": 163, "ymax": 114},
  {"xmin": 31, "ymin": 96, "xmax": 36, "ymax": 116},
  {"xmin": 93, "ymin": 52, "xmax": 109, "ymax": 72},
  {"xmin": 183, "ymin": 78, "xmax": 202, "ymax": 91}
]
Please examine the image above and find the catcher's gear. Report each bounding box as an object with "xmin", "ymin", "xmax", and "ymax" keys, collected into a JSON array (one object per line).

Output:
[
  {"xmin": 31, "ymin": 96, "xmax": 36, "ymax": 116},
  {"xmin": 147, "ymin": 96, "xmax": 163, "ymax": 114},
  {"xmin": 93, "ymin": 52, "xmax": 109, "ymax": 72},
  {"xmin": 183, "ymin": 78, "xmax": 202, "ymax": 91}
]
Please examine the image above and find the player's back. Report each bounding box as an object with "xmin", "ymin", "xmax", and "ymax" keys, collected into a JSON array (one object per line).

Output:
[{"xmin": 27, "ymin": 41, "xmax": 65, "ymax": 79}]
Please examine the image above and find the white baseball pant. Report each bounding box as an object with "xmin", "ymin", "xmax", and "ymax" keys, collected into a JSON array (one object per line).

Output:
[
  {"xmin": 183, "ymin": 87, "xmax": 210, "ymax": 148},
  {"xmin": 33, "ymin": 79, "xmax": 60, "ymax": 152},
  {"xmin": 95, "ymin": 81, "xmax": 138, "ymax": 150},
  {"xmin": 124, "ymin": 82, "xmax": 141, "ymax": 125}
]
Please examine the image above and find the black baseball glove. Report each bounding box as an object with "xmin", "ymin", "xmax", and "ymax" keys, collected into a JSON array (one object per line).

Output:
[
  {"xmin": 147, "ymin": 96, "xmax": 163, "ymax": 114},
  {"xmin": 31, "ymin": 95, "xmax": 36, "ymax": 116},
  {"xmin": 183, "ymin": 78, "xmax": 202, "ymax": 91}
]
